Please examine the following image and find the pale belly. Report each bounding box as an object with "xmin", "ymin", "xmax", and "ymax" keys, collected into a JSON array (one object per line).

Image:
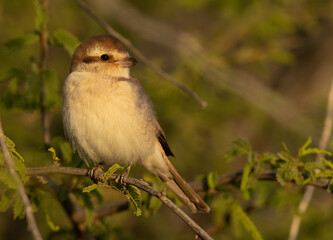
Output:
[{"xmin": 62, "ymin": 73, "xmax": 156, "ymax": 167}]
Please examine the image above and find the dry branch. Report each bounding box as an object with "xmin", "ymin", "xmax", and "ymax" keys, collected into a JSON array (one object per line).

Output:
[
  {"xmin": 27, "ymin": 166, "xmax": 213, "ymax": 240},
  {"xmin": 0, "ymin": 118, "xmax": 43, "ymax": 240}
]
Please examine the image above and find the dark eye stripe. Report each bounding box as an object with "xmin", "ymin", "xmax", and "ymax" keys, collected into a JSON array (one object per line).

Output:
[{"xmin": 83, "ymin": 56, "xmax": 99, "ymax": 63}]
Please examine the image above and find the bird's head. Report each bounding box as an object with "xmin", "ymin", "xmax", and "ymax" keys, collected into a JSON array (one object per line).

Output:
[{"xmin": 70, "ymin": 35, "xmax": 137, "ymax": 78}]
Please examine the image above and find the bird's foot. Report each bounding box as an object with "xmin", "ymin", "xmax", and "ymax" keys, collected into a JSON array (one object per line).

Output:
[
  {"xmin": 88, "ymin": 163, "xmax": 104, "ymax": 183},
  {"xmin": 115, "ymin": 165, "xmax": 131, "ymax": 185}
]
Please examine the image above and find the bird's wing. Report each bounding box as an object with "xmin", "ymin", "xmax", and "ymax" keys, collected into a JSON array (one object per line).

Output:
[{"xmin": 157, "ymin": 129, "xmax": 174, "ymax": 157}]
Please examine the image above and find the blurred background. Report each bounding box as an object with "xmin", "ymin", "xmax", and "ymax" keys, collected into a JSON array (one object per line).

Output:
[{"xmin": 1, "ymin": 0, "xmax": 333, "ymax": 239}]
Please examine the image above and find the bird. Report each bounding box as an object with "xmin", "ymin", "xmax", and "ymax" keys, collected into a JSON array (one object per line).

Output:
[{"xmin": 62, "ymin": 34, "xmax": 210, "ymax": 213}]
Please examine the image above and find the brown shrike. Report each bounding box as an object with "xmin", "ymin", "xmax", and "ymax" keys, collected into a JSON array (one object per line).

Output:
[{"xmin": 62, "ymin": 35, "xmax": 210, "ymax": 213}]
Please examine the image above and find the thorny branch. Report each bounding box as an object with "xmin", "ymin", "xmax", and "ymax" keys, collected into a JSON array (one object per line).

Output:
[
  {"xmin": 0, "ymin": 118, "xmax": 43, "ymax": 240},
  {"xmin": 75, "ymin": 0, "xmax": 207, "ymax": 108},
  {"xmin": 27, "ymin": 166, "xmax": 213, "ymax": 240},
  {"xmin": 27, "ymin": 166, "xmax": 333, "ymax": 222}
]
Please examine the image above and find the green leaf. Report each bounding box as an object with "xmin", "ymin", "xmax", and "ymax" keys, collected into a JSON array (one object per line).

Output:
[
  {"xmin": 4, "ymin": 33, "xmax": 39, "ymax": 51},
  {"xmin": 0, "ymin": 168, "xmax": 16, "ymax": 189},
  {"xmin": 0, "ymin": 68, "xmax": 25, "ymax": 82},
  {"xmin": 125, "ymin": 185, "xmax": 142, "ymax": 216},
  {"xmin": 34, "ymin": 0, "xmax": 47, "ymax": 31},
  {"xmin": 5, "ymin": 137, "xmax": 27, "ymax": 181},
  {"xmin": 51, "ymin": 29, "xmax": 80, "ymax": 56},
  {"xmin": 0, "ymin": 189, "xmax": 16, "ymax": 212},
  {"xmin": 227, "ymin": 197, "xmax": 264, "ymax": 240},
  {"xmin": 13, "ymin": 198, "xmax": 25, "ymax": 219},
  {"xmin": 322, "ymin": 158, "xmax": 333, "ymax": 169},
  {"xmin": 103, "ymin": 164, "xmax": 124, "ymax": 182},
  {"xmin": 224, "ymin": 138, "xmax": 252, "ymax": 161},
  {"xmin": 51, "ymin": 137, "xmax": 73, "ymax": 164},
  {"xmin": 45, "ymin": 212, "xmax": 60, "ymax": 231},
  {"xmin": 82, "ymin": 184, "xmax": 98, "ymax": 193},
  {"xmin": 240, "ymin": 162, "xmax": 251, "ymax": 200},
  {"xmin": 206, "ymin": 171, "xmax": 217, "ymax": 190}
]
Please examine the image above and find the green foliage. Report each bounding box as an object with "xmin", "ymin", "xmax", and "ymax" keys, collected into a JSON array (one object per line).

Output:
[
  {"xmin": 44, "ymin": 212, "xmax": 60, "ymax": 231},
  {"xmin": 126, "ymin": 185, "xmax": 142, "ymax": 216},
  {"xmin": 82, "ymin": 184, "xmax": 98, "ymax": 193},
  {"xmin": 0, "ymin": 189, "xmax": 16, "ymax": 212},
  {"xmin": 224, "ymin": 138, "xmax": 252, "ymax": 161},
  {"xmin": 4, "ymin": 33, "xmax": 39, "ymax": 51},
  {"xmin": 13, "ymin": 198, "xmax": 25, "ymax": 220},
  {"xmin": 34, "ymin": 0, "xmax": 47, "ymax": 31},
  {"xmin": 51, "ymin": 29, "xmax": 80, "ymax": 56},
  {"xmin": 103, "ymin": 164, "xmax": 124, "ymax": 182},
  {"xmin": 227, "ymin": 196, "xmax": 264, "ymax": 240}
]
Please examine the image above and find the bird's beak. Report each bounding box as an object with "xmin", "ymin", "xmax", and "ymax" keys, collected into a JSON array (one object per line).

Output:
[{"xmin": 115, "ymin": 56, "xmax": 137, "ymax": 67}]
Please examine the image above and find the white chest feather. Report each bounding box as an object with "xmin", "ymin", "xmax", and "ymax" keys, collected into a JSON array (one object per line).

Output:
[{"xmin": 62, "ymin": 72, "xmax": 157, "ymax": 167}]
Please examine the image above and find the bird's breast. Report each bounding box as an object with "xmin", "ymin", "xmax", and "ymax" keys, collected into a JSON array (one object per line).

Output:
[{"xmin": 62, "ymin": 72, "xmax": 156, "ymax": 167}]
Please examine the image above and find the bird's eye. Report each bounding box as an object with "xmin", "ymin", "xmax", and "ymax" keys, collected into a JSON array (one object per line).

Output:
[{"xmin": 101, "ymin": 54, "xmax": 109, "ymax": 61}]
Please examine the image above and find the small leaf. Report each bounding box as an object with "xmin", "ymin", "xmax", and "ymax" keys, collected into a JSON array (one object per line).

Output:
[
  {"xmin": 224, "ymin": 138, "xmax": 252, "ymax": 161},
  {"xmin": 0, "ymin": 168, "xmax": 16, "ymax": 189},
  {"xmin": 4, "ymin": 33, "xmax": 39, "ymax": 51},
  {"xmin": 126, "ymin": 185, "xmax": 142, "ymax": 216},
  {"xmin": 240, "ymin": 162, "xmax": 251, "ymax": 200},
  {"xmin": 227, "ymin": 197, "xmax": 264, "ymax": 240},
  {"xmin": 45, "ymin": 212, "xmax": 60, "ymax": 231},
  {"xmin": 13, "ymin": 198, "xmax": 25, "ymax": 219},
  {"xmin": 48, "ymin": 147, "xmax": 60, "ymax": 166},
  {"xmin": 34, "ymin": 0, "xmax": 47, "ymax": 31},
  {"xmin": 0, "ymin": 189, "xmax": 16, "ymax": 212},
  {"xmin": 103, "ymin": 164, "xmax": 124, "ymax": 182},
  {"xmin": 82, "ymin": 184, "xmax": 98, "ymax": 193},
  {"xmin": 206, "ymin": 171, "xmax": 217, "ymax": 190},
  {"xmin": 322, "ymin": 158, "xmax": 333, "ymax": 169},
  {"xmin": 51, "ymin": 29, "xmax": 80, "ymax": 56}
]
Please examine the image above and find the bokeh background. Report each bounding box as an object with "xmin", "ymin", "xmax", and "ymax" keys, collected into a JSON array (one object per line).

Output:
[{"xmin": 1, "ymin": 0, "xmax": 333, "ymax": 239}]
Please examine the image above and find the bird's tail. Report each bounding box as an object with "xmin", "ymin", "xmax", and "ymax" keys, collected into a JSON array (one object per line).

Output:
[{"xmin": 162, "ymin": 155, "xmax": 210, "ymax": 213}]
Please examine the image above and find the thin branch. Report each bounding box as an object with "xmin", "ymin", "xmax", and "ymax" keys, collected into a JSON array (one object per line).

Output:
[
  {"xmin": 27, "ymin": 167, "xmax": 333, "ymax": 214},
  {"xmin": 288, "ymin": 79, "xmax": 333, "ymax": 240},
  {"xmin": 27, "ymin": 166, "xmax": 213, "ymax": 240},
  {"xmin": 75, "ymin": 0, "xmax": 207, "ymax": 108},
  {"xmin": 0, "ymin": 118, "xmax": 43, "ymax": 240},
  {"xmin": 39, "ymin": 0, "xmax": 50, "ymax": 150}
]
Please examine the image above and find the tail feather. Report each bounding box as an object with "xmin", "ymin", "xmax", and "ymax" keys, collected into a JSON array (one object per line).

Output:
[{"xmin": 162, "ymin": 155, "xmax": 210, "ymax": 213}]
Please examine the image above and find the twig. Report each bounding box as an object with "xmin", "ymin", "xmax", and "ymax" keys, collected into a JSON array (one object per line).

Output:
[
  {"xmin": 288, "ymin": 79, "xmax": 333, "ymax": 240},
  {"xmin": 39, "ymin": 0, "xmax": 51, "ymax": 149},
  {"xmin": 0, "ymin": 118, "xmax": 43, "ymax": 240},
  {"xmin": 27, "ymin": 166, "xmax": 213, "ymax": 240},
  {"xmin": 27, "ymin": 167, "xmax": 333, "ymax": 213},
  {"xmin": 75, "ymin": 0, "xmax": 207, "ymax": 108}
]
